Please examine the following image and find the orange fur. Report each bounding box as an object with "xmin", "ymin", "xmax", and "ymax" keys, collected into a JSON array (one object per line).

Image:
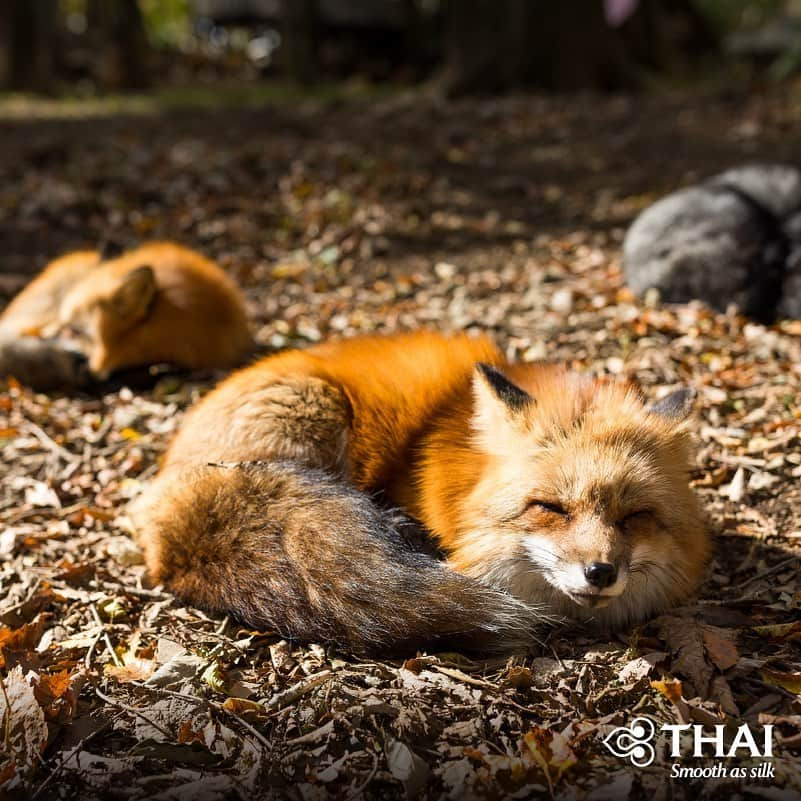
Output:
[
  {"xmin": 163, "ymin": 330, "xmax": 502, "ymax": 487},
  {"xmin": 0, "ymin": 250, "xmax": 101, "ymax": 338}
]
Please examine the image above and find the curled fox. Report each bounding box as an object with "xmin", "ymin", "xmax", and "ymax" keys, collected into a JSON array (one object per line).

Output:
[
  {"xmin": 0, "ymin": 241, "xmax": 253, "ymax": 389},
  {"xmin": 133, "ymin": 331, "xmax": 709, "ymax": 654}
]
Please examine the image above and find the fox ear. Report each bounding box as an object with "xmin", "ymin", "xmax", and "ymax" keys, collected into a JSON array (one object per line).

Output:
[
  {"xmin": 472, "ymin": 363, "xmax": 533, "ymax": 451},
  {"xmin": 649, "ymin": 387, "xmax": 696, "ymax": 420},
  {"xmin": 98, "ymin": 238, "xmax": 126, "ymax": 262},
  {"xmin": 107, "ymin": 265, "xmax": 157, "ymax": 322},
  {"xmin": 475, "ymin": 363, "xmax": 532, "ymax": 412}
]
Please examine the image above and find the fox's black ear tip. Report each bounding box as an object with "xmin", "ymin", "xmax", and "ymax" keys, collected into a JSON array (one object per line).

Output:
[
  {"xmin": 98, "ymin": 238, "xmax": 126, "ymax": 261},
  {"xmin": 475, "ymin": 362, "xmax": 500, "ymax": 380},
  {"xmin": 474, "ymin": 362, "xmax": 532, "ymax": 411},
  {"xmin": 474, "ymin": 363, "xmax": 511, "ymax": 389},
  {"xmin": 650, "ymin": 386, "xmax": 696, "ymax": 420}
]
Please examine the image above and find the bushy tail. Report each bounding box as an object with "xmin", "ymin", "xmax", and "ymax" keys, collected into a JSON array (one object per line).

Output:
[
  {"xmin": 0, "ymin": 335, "xmax": 90, "ymax": 390},
  {"xmin": 131, "ymin": 460, "xmax": 542, "ymax": 655}
]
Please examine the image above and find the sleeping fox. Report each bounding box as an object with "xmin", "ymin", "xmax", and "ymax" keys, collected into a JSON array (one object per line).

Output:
[
  {"xmin": 132, "ymin": 331, "xmax": 710, "ymax": 655},
  {"xmin": 0, "ymin": 241, "xmax": 254, "ymax": 389}
]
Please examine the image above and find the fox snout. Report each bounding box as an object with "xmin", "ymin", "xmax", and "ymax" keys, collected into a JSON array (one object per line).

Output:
[
  {"xmin": 584, "ymin": 561, "xmax": 617, "ymax": 588},
  {"xmin": 559, "ymin": 558, "xmax": 629, "ymax": 609},
  {"xmin": 523, "ymin": 529, "xmax": 631, "ymax": 610},
  {"xmin": 573, "ymin": 567, "xmax": 628, "ymax": 609}
]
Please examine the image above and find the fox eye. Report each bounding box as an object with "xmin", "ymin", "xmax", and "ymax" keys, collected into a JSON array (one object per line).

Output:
[
  {"xmin": 62, "ymin": 324, "xmax": 85, "ymax": 341},
  {"xmin": 528, "ymin": 500, "xmax": 569, "ymax": 517},
  {"xmin": 620, "ymin": 510, "xmax": 654, "ymax": 530}
]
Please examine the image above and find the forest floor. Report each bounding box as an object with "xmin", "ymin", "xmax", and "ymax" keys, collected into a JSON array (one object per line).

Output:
[{"xmin": 2, "ymin": 84, "xmax": 801, "ymax": 801}]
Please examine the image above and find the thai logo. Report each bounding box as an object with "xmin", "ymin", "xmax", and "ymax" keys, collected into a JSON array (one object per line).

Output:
[{"xmin": 603, "ymin": 717, "xmax": 657, "ymax": 767}]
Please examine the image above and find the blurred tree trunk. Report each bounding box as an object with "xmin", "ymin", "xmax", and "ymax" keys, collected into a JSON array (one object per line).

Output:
[
  {"xmin": 0, "ymin": 3, "xmax": 10, "ymax": 89},
  {"xmin": 436, "ymin": 0, "xmax": 531, "ymax": 95},
  {"xmin": 87, "ymin": 0, "xmax": 150, "ymax": 89},
  {"xmin": 1, "ymin": 0, "xmax": 59, "ymax": 92},
  {"xmin": 116, "ymin": 0, "xmax": 150, "ymax": 89},
  {"xmin": 281, "ymin": 0, "xmax": 319, "ymax": 85},
  {"xmin": 527, "ymin": 0, "xmax": 630, "ymax": 91},
  {"xmin": 435, "ymin": 0, "xmax": 718, "ymax": 95},
  {"xmin": 622, "ymin": 0, "xmax": 718, "ymax": 72}
]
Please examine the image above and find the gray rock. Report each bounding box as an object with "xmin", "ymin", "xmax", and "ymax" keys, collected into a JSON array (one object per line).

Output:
[
  {"xmin": 623, "ymin": 164, "xmax": 801, "ymax": 322},
  {"xmin": 710, "ymin": 164, "xmax": 801, "ymax": 219},
  {"xmin": 779, "ymin": 209, "xmax": 801, "ymax": 319}
]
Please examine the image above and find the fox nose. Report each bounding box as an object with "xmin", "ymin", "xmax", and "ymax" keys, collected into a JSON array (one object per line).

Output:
[{"xmin": 584, "ymin": 562, "xmax": 617, "ymax": 589}]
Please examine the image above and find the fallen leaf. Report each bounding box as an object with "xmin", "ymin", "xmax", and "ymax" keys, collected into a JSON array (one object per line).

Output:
[
  {"xmin": 33, "ymin": 669, "xmax": 82, "ymax": 722},
  {"xmin": 651, "ymin": 677, "xmax": 691, "ymax": 722},
  {"xmin": 105, "ymin": 657, "xmax": 157, "ymax": 683},
  {"xmin": 0, "ymin": 616, "xmax": 49, "ymax": 669},
  {"xmin": 701, "ymin": 626, "xmax": 739, "ymax": 671},
  {"xmin": 618, "ymin": 652, "xmax": 666, "ymax": 683},
  {"xmin": 96, "ymin": 597, "xmax": 128, "ymax": 622},
  {"xmin": 709, "ymin": 675, "xmax": 739, "ymax": 716},
  {"xmin": 386, "ymin": 739, "xmax": 431, "ymax": 798},
  {"xmin": 202, "ymin": 660, "xmax": 226, "ymax": 693},
  {"xmin": 0, "ymin": 666, "xmax": 49, "ymax": 786},
  {"xmin": 521, "ymin": 727, "xmax": 577, "ymax": 790},
  {"xmin": 722, "ymin": 467, "xmax": 745, "ymax": 502},
  {"xmin": 25, "ymin": 481, "xmax": 61, "ymax": 509},
  {"xmin": 651, "ymin": 677, "xmax": 684, "ymax": 703},
  {"xmin": 761, "ymin": 669, "xmax": 801, "ymax": 695},
  {"xmin": 145, "ymin": 653, "xmax": 207, "ymax": 689},
  {"xmin": 222, "ymin": 697, "xmax": 268, "ymax": 719},
  {"xmin": 271, "ymin": 260, "xmax": 309, "ymax": 279},
  {"xmin": 504, "ymin": 666, "xmax": 533, "ymax": 689},
  {"xmin": 133, "ymin": 697, "xmax": 210, "ymax": 743},
  {"xmin": 753, "ymin": 621, "xmax": 801, "ymax": 643},
  {"xmin": 130, "ymin": 740, "xmax": 220, "ymax": 766},
  {"xmin": 657, "ymin": 617, "xmax": 714, "ymax": 697}
]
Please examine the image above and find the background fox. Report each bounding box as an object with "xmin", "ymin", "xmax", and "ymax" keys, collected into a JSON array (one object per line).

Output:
[
  {"xmin": 132, "ymin": 331, "xmax": 710, "ymax": 655},
  {"xmin": 0, "ymin": 241, "xmax": 254, "ymax": 389}
]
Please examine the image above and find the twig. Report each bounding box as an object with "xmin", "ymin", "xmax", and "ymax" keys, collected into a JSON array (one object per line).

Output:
[
  {"xmin": 220, "ymin": 706, "xmax": 273, "ymax": 752},
  {"xmin": 0, "ymin": 577, "xmax": 42, "ymax": 617},
  {"xmin": 89, "ymin": 602, "xmax": 124, "ymax": 667},
  {"xmin": 345, "ymin": 749, "xmax": 380, "ymax": 801},
  {"xmin": 264, "ymin": 670, "xmax": 333, "ymax": 711},
  {"xmin": 30, "ymin": 714, "xmax": 119, "ymax": 800},
  {"xmin": 94, "ymin": 686, "xmax": 173, "ymax": 740},
  {"xmin": 432, "ymin": 665, "xmax": 495, "ymax": 689},
  {"xmin": 549, "ymin": 642, "xmax": 568, "ymax": 670},
  {"xmin": 130, "ymin": 683, "xmax": 204, "ymax": 704},
  {"xmin": 732, "ymin": 554, "xmax": 800, "ymax": 592},
  {"xmin": 0, "ymin": 673, "xmax": 11, "ymax": 754},
  {"xmin": 98, "ymin": 581, "xmax": 171, "ymax": 600},
  {"xmin": 20, "ymin": 420, "xmax": 76, "ymax": 462},
  {"xmin": 285, "ymin": 719, "xmax": 336, "ymax": 745},
  {"xmin": 129, "ymin": 681, "xmax": 273, "ymax": 752},
  {"xmin": 84, "ymin": 624, "xmax": 105, "ymax": 671}
]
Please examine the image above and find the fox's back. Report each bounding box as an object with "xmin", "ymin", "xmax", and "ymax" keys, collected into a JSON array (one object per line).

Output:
[
  {"xmin": 81, "ymin": 242, "xmax": 253, "ymax": 372},
  {"xmin": 306, "ymin": 332, "xmax": 502, "ymax": 487},
  {"xmin": 102, "ymin": 242, "xmax": 249, "ymax": 330},
  {"xmin": 164, "ymin": 331, "xmax": 502, "ymax": 488},
  {"xmin": 0, "ymin": 250, "xmax": 100, "ymax": 336}
]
